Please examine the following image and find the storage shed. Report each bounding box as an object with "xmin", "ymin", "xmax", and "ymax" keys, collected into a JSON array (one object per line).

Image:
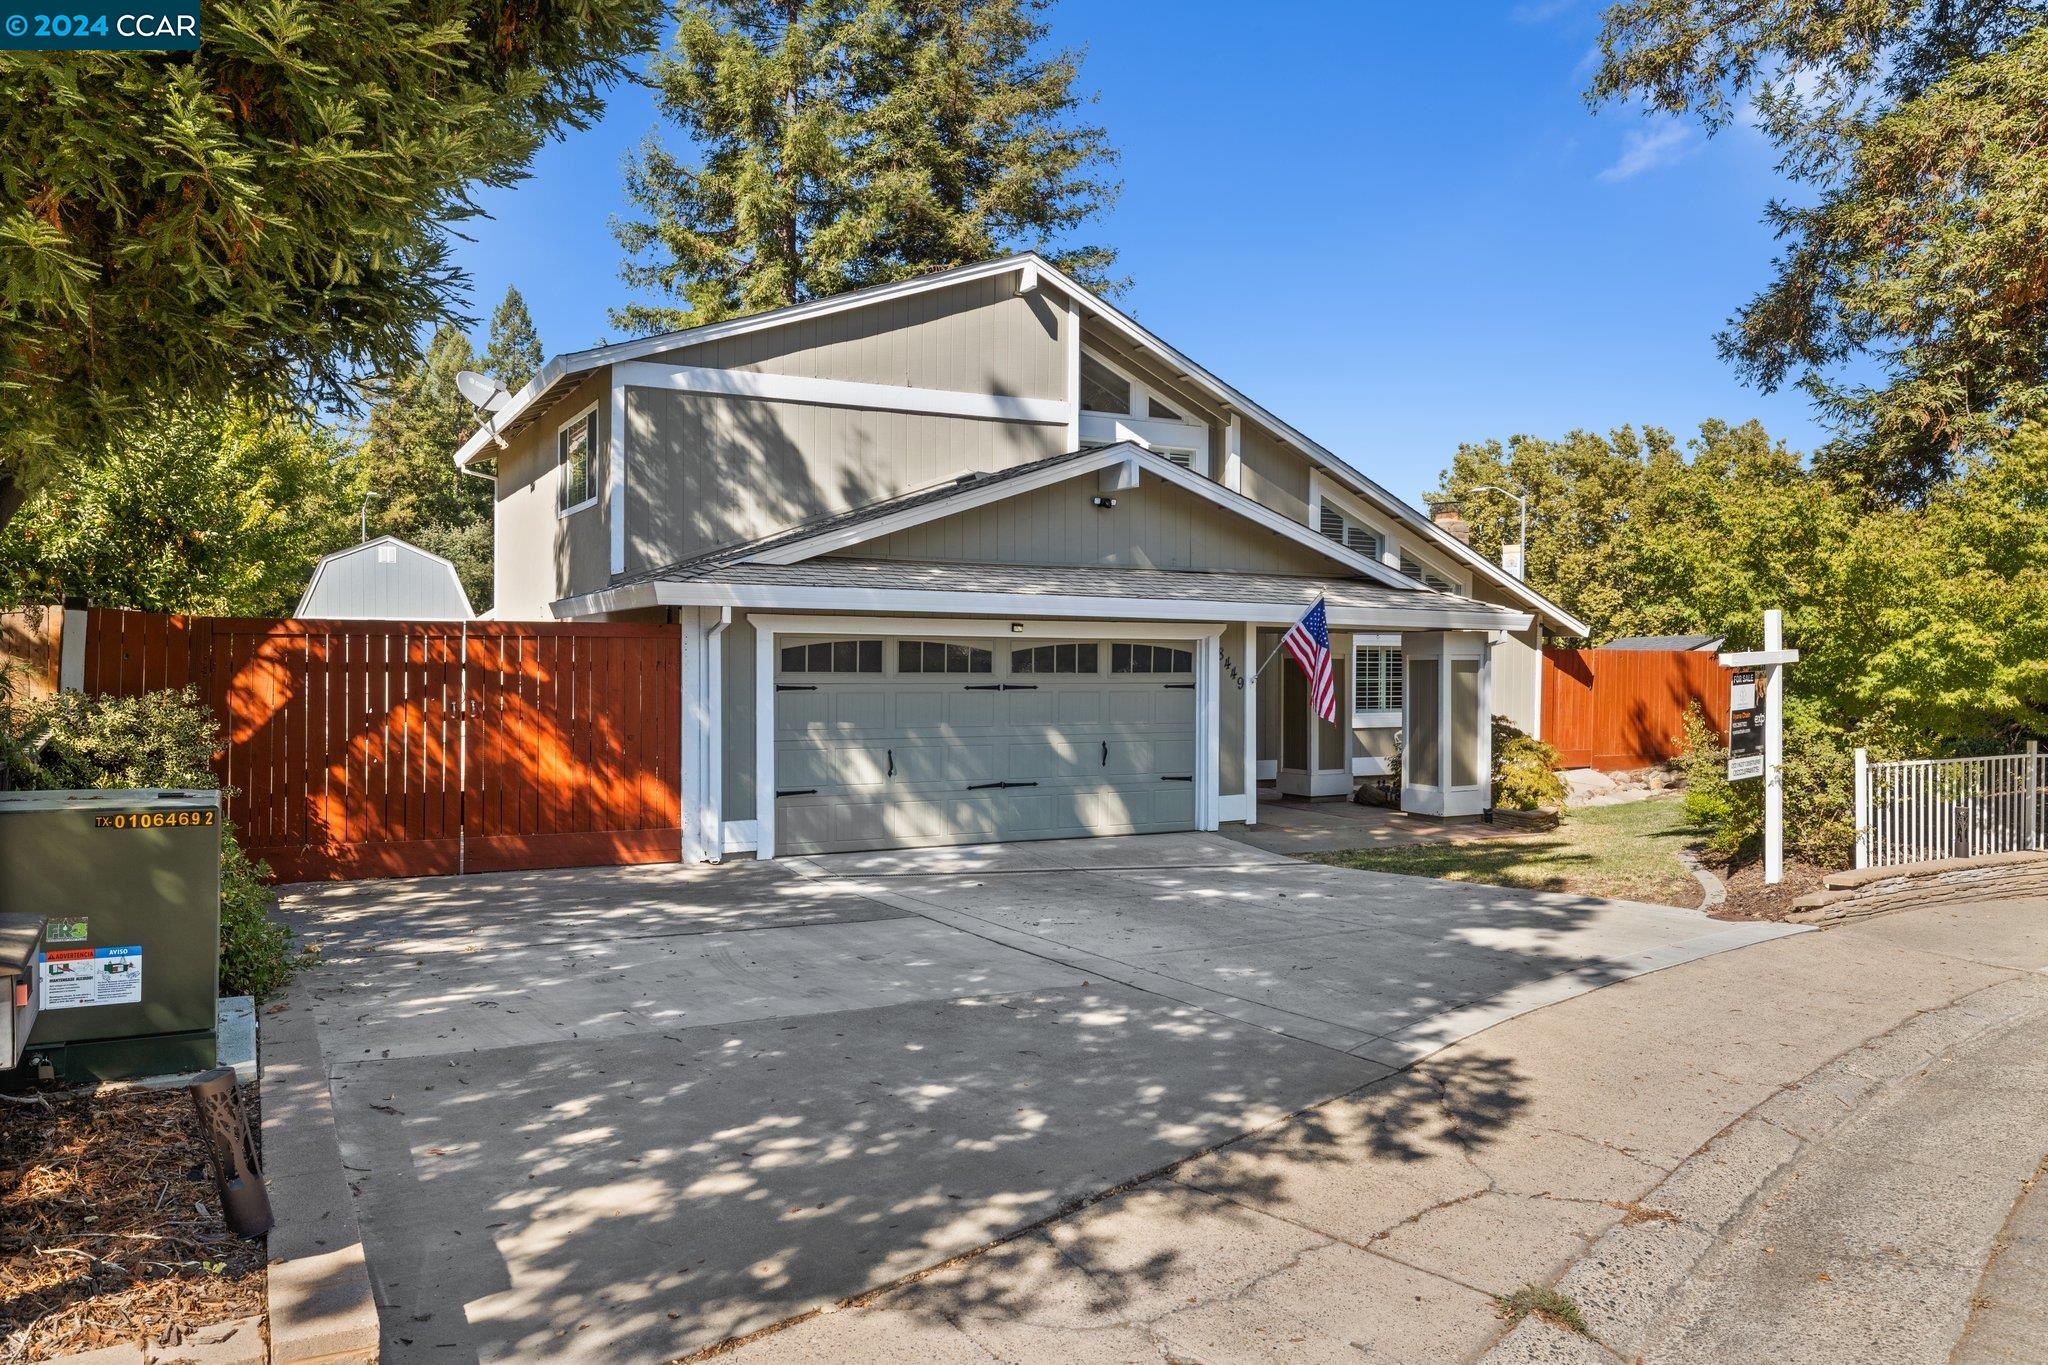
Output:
[{"xmin": 295, "ymin": 536, "xmax": 473, "ymax": 621}]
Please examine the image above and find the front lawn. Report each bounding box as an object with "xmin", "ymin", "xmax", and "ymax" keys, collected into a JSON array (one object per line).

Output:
[{"xmin": 1314, "ymin": 795, "xmax": 1705, "ymax": 906}]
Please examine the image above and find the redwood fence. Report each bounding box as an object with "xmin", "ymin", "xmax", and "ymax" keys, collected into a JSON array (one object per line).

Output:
[
  {"xmin": 1540, "ymin": 647, "xmax": 1729, "ymax": 770},
  {"xmin": 82, "ymin": 609, "xmax": 681, "ymax": 882}
]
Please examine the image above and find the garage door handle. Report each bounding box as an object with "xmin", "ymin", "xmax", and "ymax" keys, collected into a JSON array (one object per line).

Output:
[
  {"xmin": 776, "ymin": 788, "xmax": 819, "ymax": 797},
  {"xmin": 1101, "ymin": 741, "xmax": 1108, "ymax": 767},
  {"xmin": 886, "ymin": 748, "xmax": 894, "ymax": 777},
  {"xmin": 1161, "ymin": 775, "xmax": 1193, "ymax": 782}
]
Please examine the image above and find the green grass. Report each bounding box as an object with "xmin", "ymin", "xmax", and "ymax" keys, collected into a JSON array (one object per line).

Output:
[
  {"xmin": 1313, "ymin": 795, "xmax": 1705, "ymax": 906},
  {"xmin": 1494, "ymin": 1283, "xmax": 1590, "ymax": 1335}
]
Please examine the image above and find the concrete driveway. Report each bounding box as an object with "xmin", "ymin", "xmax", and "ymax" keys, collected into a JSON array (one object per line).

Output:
[{"xmin": 276, "ymin": 832, "xmax": 1800, "ymax": 1362}]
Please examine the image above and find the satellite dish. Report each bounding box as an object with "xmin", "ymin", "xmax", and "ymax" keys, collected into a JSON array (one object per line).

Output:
[{"xmin": 456, "ymin": 370, "xmax": 511, "ymax": 412}]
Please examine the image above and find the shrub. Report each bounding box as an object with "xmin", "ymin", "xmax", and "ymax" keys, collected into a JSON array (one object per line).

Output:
[
  {"xmin": 1492, "ymin": 715, "xmax": 1567, "ymax": 811},
  {"xmin": 1, "ymin": 688, "xmax": 301, "ymax": 999},
  {"xmin": 1677, "ymin": 698, "xmax": 1891, "ymax": 869}
]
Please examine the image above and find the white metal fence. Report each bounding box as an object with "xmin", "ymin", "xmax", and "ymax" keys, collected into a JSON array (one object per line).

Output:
[{"xmin": 1854, "ymin": 744, "xmax": 2046, "ymax": 869}]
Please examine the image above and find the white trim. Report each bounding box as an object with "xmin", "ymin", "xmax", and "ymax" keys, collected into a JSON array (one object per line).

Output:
[
  {"xmin": 58, "ymin": 606, "xmax": 87, "ymax": 692},
  {"xmin": 755, "ymin": 625, "xmax": 777, "ymax": 859},
  {"xmin": 1216, "ymin": 792, "xmax": 1253, "ymax": 823},
  {"xmin": 1257, "ymin": 758, "xmax": 1279, "ymax": 781},
  {"xmin": 559, "ymin": 580, "xmax": 1529, "ymax": 633},
  {"xmin": 1222, "ymin": 414, "xmax": 1244, "ymax": 493},
  {"xmin": 752, "ymin": 615, "xmax": 1225, "ymax": 859},
  {"xmin": 1352, "ymin": 755, "xmax": 1393, "ymax": 777},
  {"xmin": 1309, "ymin": 470, "xmax": 1396, "ymax": 566},
  {"xmin": 681, "ymin": 607, "xmax": 730, "ymax": 863},
  {"xmin": 1238, "ymin": 621, "xmax": 1258, "ymax": 826},
  {"xmin": 555, "ymin": 401, "xmax": 601, "ymax": 518},
  {"xmin": 722, "ymin": 820, "xmax": 759, "ymax": 854},
  {"xmin": 745, "ymin": 442, "xmax": 1415, "ymax": 591},
  {"xmin": 448, "ymin": 249, "xmax": 1587, "ymax": 634},
  {"xmin": 292, "ymin": 535, "xmax": 472, "ymax": 621},
  {"xmin": 611, "ymin": 360, "xmax": 1067, "ymax": 426},
  {"xmin": 608, "ymin": 378, "xmax": 627, "ymax": 574},
  {"xmin": 1064, "ymin": 298, "xmax": 1082, "ymax": 451},
  {"xmin": 1078, "ymin": 412, "xmax": 1210, "ymax": 475}
]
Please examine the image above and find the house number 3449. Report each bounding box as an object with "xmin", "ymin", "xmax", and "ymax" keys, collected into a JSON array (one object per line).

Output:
[{"xmin": 1219, "ymin": 645, "xmax": 1245, "ymax": 691}]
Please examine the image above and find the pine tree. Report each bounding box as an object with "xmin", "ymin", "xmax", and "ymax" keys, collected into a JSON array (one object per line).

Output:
[
  {"xmin": 484, "ymin": 287, "xmax": 546, "ymax": 394},
  {"xmin": 613, "ymin": 0, "xmax": 1121, "ymax": 332},
  {"xmin": 351, "ymin": 326, "xmax": 494, "ymax": 546},
  {"xmin": 0, "ymin": 0, "xmax": 659, "ymax": 533}
]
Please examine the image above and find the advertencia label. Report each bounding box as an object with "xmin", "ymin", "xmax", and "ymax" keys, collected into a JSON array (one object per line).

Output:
[{"xmin": 40, "ymin": 946, "xmax": 144, "ymax": 1011}]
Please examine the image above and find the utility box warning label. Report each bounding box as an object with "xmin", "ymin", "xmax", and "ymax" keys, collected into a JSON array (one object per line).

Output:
[{"xmin": 40, "ymin": 946, "xmax": 144, "ymax": 1010}]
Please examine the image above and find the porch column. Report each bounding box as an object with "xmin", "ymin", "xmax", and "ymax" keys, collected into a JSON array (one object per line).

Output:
[
  {"xmin": 679, "ymin": 607, "xmax": 727, "ymax": 862},
  {"xmin": 1400, "ymin": 630, "xmax": 1492, "ymax": 818}
]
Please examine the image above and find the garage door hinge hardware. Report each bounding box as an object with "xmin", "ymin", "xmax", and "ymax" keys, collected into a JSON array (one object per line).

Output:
[
  {"xmin": 1163, "ymin": 683, "xmax": 1195, "ymax": 690},
  {"xmin": 967, "ymin": 780, "xmax": 1040, "ymax": 790},
  {"xmin": 776, "ymin": 788, "xmax": 819, "ymax": 798},
  {"xmin": 1162, "ymin": 775, "xmax": 1194, "ymax": 782},
  {"xmin": 775, "ymin": 684, "xmax": 817, "ymax": 692},
  {"xmin": 963, "ymin": 683, "xmax": 1039, "ymax": 691}
]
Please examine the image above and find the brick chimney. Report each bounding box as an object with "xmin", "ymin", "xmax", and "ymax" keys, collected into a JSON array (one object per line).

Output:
[{"xmin": 1431, "ymin": 502, "xmax": 1473, "ymax": 546}]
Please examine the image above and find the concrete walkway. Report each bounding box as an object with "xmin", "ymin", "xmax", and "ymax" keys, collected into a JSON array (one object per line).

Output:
[
  {"xmin": 730, "ymin": 895, "xmax": 2048, "ymax": 1364},
  {"xmin": 273, "ymin": 832, "xmax": 1793, "ymax": 1362}
]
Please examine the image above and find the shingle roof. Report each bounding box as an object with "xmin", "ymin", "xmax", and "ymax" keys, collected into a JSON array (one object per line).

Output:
[
  {"xmin": 677, "ymin": 558, "xmax": 1523, "ymax": 623},
  {"xmin": 1601, "ymin": 634, "xmax": 1725, "ymax": 652},
  {"xmin": 609, "ymin": 448, "xmax": 1104, "ymax": 588}
]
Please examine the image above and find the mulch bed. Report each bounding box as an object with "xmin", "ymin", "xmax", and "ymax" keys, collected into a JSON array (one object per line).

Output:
[
  {"xmin": 1706, "ymin": 853, "xmax": 1832, "ymax": 922},
  {"xmin": 1, "ymin": 1083, "xmax": 264, "ymax": 1363}
]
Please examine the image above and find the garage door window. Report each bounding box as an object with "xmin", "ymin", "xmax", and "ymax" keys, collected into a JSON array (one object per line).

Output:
[
  {"xmin": 1111, "ymin": 643, "xmax": 1193, "ymax": 674},
  {"xmin": 1011, "ymin": 643, "xmax": 1098, "ymax": 674},
  {"xmin": 898, "ymin": 640, "xmax": 994, "ymax": 674},
  {"xmin": 781, "ymin": 640, "xmax": 884, "ymax": 673}
]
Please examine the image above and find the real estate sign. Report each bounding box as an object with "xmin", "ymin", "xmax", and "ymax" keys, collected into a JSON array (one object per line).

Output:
[{"xmin": 1727, "ymin": 669, "xmax": 1763, "ymax": 781}]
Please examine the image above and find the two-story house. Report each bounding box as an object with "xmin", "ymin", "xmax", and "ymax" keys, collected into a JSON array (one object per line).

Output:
[{"xmin": 453, "ymin": 255, "xmax": 1588, "ymax": 861}]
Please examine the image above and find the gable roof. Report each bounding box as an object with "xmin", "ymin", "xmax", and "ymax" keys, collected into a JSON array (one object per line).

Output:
[
  {"xmin": 608, "ymin": 442, "xmax": 1421, "ymax": 598},
  {"xmin": 455, "ymin": 253, "xmax": 1589, "ymax": 635}
]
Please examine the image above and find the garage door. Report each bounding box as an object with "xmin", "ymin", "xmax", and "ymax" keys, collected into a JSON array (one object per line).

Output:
[{"xmin": 774, "ymin": 635, "xmax": 1199, "ymax": 855}]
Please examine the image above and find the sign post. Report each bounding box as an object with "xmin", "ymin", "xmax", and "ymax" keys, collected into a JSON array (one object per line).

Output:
[{"xmin": 1719, "ymin": 610, "xmax": 1800, "ymax": 884}]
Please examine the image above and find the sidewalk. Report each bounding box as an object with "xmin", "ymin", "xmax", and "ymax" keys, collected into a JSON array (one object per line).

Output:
[{"xmin": 729, "ymin": 895, "xmax": 2048, "ymax": 1363}]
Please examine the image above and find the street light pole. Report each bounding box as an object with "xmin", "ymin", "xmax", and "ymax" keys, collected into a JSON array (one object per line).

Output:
[{"xmin": 1468, "ymin": 483, "xmax": 1527, "ymax": 580}]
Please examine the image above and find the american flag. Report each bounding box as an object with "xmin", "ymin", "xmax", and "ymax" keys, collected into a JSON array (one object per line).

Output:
[{"xmin": 1282, "ymin": 597, "xmax": 1338, "ymax": 724}]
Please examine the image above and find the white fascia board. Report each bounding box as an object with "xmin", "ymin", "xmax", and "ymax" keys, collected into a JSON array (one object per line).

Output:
[
  {"xmin": 746, "ymin": 440, "xmax": 1417, "ymax": 591},
  {"xmin": 611, "ymin": 360, "xmax": 1067, "ymax": 425},
  {"xmin": 553, "ymin": 579, "xmax": 1528, "ymax": 633}
]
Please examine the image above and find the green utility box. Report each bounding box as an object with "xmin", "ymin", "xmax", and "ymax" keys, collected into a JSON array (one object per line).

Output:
[{"xmin": 0, "ymin": 789, "xmax": 221, "ymax": 1083}]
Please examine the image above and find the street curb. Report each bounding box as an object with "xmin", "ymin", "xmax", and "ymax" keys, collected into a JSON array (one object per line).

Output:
[
  {"xmin": 259, "ymin": 984, "xmax": 381, "ymax": 1365},
  {"xmin": 1476, "ymin": 969, "xmax": 2048, "ymax": 1363}
]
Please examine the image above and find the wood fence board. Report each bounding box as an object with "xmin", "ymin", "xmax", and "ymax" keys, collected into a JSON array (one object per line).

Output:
[
  {"xmin": 85, "ymin": 612, "xmax": 681, "ymax": 882},
  {"xmin": 1541, "ymin": 647, "xmax": 1730, "ymax": 770}
]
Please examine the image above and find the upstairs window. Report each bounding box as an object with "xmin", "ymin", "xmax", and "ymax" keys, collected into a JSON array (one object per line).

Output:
[
  {"xmin": 898, "ymin": 641, "xmax": 993, "ymax": 674},
  {"xmin": 1080, "ymin": 354, "xmax": 1131, "ymax": 415},
  {"xmin": 1154, "ymin": 447, "xmax": 1196, "ymax": 469},
  {"xmin": 1111, "ymin": 643, "xmax": 1193, "ymax": 674},
  {"xmin": 1354, "ymin": 645, "xmax": 1404, "ymax": 715},
  {"xmin": 1012, "ymin": 643, "xmax": 1099, "ymax": 674},
  {"xmin": 1146, "ymin": 396, "xmax": 1183, "ymax": 421},
  {"xmin": 1318, "ymin": 504, "xmax": 1383, "ymax": 559},
  {"xmin": 558, "ymin": 407, "xmax": 598, "ymax": 512},
  {"xmin": 781, "ymin": 640, "xmax": 883, "ymax": 673},
  {"xmin": 1398, "ymin": 553, "xmax": 1459, "ymax": 593}
]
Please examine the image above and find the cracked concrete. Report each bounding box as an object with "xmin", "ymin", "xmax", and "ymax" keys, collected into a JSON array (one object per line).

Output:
[{"xmin": 732, "ymin": 895, "xmax": 2048, "ymax": 1363}]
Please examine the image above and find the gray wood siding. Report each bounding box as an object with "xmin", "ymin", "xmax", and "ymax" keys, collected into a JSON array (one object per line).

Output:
[
  {"xmin": 841, "ymin": 475, "xmax": 1338, "ymax": 575},
  {"xmin": 723, "ymin": 612, "xmax": 758, "ymax": 823},
  {"xmin": 491, "ymin": 368, "xmax": 612, "ymax": 619},
  {"xmin": 1474, "ymin": 578, "xmax": 1543, "ymax": 735},
  {"xmin": 652, "ymin": 276, "xmax": 1066, "ymax": 399},
  {"xmin": 624, "ymin": 390, "xmax": 1063, "ymax": 572},
  {"xmin": 1238, "ymin": 423, "xmax": 1311, "ymax": 523}
]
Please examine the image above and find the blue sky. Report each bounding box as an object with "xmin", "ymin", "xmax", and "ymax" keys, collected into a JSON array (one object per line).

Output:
[{"xmin": 449, "ymin": 0, "xmax": 1824, "ymax": 507}]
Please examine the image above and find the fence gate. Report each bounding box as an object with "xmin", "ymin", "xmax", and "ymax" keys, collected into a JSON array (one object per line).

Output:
[
  {"xmin": 1855, "ymin": 745, "xmax": 2045, "ymax": 870},
  {"xmin": 84, "ymin": 610, "xmax": 681, "ymax": 882}
]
